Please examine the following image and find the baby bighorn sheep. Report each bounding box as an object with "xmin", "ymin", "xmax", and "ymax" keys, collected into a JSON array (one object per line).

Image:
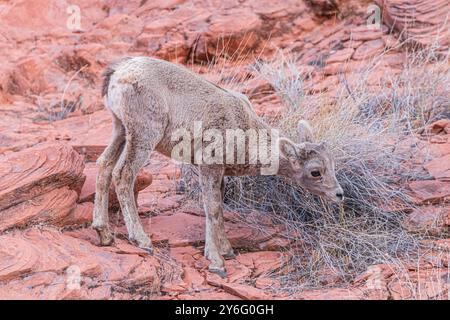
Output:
[{"xmin": 94, "ymin": 57, "xmax": 343, "ymax": 276}]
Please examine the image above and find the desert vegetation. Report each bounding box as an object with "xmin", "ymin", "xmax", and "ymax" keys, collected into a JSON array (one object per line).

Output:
[
  {"xmin": 0, "ymin": 0, "xmax": 449, "ymax": 300},
  {"xmin": 181, "ymin": 44, "xmax": 450, "ymax": 295}
]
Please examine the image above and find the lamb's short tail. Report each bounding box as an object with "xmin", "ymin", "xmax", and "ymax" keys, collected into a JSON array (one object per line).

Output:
[{"xmin": 101, "ymin": 57, "xmax": 133, "ymax": 97}]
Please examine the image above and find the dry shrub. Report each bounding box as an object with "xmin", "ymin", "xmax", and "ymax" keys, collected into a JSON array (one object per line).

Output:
[
  {"xmin": 181, "ymin": 45, "xmax": 449, "ymax": 292},
  {"xmin": 35, "ymin": 65, "xmax": 88, "ymax": 122},
  {"xmin": 36, "ymin": 96, "xmax": 83, "ymax": 122}
]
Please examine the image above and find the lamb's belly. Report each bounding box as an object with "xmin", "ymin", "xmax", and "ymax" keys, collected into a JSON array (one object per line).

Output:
[{"xmin": 224, "ymin": 164, "xmax": 260, "ymax": 176}]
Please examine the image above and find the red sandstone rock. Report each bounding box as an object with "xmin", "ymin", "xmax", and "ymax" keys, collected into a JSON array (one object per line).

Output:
[
  {"xmin": 220, "ymin": 282, "xmax": 270, "ymax": 300},
  {"xmin": 0, "ymin": 228, "xmax": 161, "ymax": 299},
  {"xmin": 68, "ymin": 202, "xmax": 94, "ymax": 226},
  {"xmin": 326, "ymin": 48, "xmax": 355, "ymax": 64},
  {"xmin": 296, "ymin": 287, "xmax": 365, "ymax": 300},
  {"xmin": 0, "ymin": 0, "xmax": 448, "ymax": 301},
  {"xmin": 426, "ymin": 119, "xmax": 450, "ymax": 135},
  {"xmin": 79, "ymin": 163, "xmax": 153, "ymax": 211},
  {"xmin": 224, "ymin": 260, "xmax": 253, "ymax": 283},
  {"xmin": 388, "ymin": 267, "xmax": 449, "ymax": 300},
  {"xmin": 206, "ymin": 271, "xmax": 270, "ymax": 299},
  {"xmin": 138, "ymin": 194, "xmax": 183, "ymax": 215},
  {"xmin": 409, "ymin": 180, "xmax": 450, "ymax": 204},
  {"xmin": 353, "ymin": 264, "xmax": 395, "ymax": 285},
  {"xmin": 404, "ymin": 206, "xmax": 450, "ymax": 235},
  {"xmin": 424, "ymin": 154, "xmax": 450, "ymax": 180},
  {"xmin": 137, "ymin": 211, "xmax": 281, "ymax": 251},
  {"xmin": 236, "ymin": 251, "xmax": 285, "ymax": 277},
  {"xmin": 194, "ymin": 11, "xmax": 263, "ymax": 62},
  {"xmin": 350, "ymin": 25, "xmax": 387, "ymax": 42},
  {"xmin": 0, "ymin": 187, "xmax": 78, "ymax": 232},
  {"xmin": 352, "ymin": 39, "xmax": 385, "ymax": 60},
  {"xmin": 178, "ymin": 291, "xmax": 241, "ymax": 300},
  {"xmin": 376, "ymin": 0, "xmax": 450, "ymax": 56},
  {"xmin": 182, "ymin": 266, "xmax": 206, "ymax": 290},
  {"xmin": 146, "ymin": 212, "xmax": 205, "ymax": 247},
  {"xmin": 51, "ymin": 110, "xmax": 112, "ymax": 161},
  {"xmin": 2, "ymin": 56, "xmax": 56, "ymax": 97},
  {"xmin": 0, "ymin": 143, "xmax": 85, "ymax": 211},
  {"xmin": 305, "ymin": 0, "xmax": 339, "ymax": 17}
]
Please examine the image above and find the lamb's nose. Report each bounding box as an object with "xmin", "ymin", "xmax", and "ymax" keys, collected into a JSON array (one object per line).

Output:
[{"xmin": 336, "ymin": 192, "xmax": 344, "ymax": 200}]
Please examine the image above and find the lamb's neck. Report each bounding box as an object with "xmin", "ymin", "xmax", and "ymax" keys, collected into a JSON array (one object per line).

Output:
[
  {"xmin": 246, "ymin": 116, "xmax": 293, "ymax": 178},
  {"xmin": 275, "ymin": 156, "xmax": 293, "ymax": 177}
]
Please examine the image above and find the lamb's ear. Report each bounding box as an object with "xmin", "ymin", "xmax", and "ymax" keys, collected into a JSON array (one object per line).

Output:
[
  {"xmin": 297, "ymin": 120, "xmax": 314, "ymax": 142},
  {"xmin": 318, "ymin": 141, "xmax": 327, "ymax": 150},
  {"xmin": 279, "ymin": 137, "xmax": 306, "ymax": 164}
]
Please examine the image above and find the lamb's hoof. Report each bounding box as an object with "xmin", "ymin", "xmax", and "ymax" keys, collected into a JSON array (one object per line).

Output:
[
  {"xmin": 94, "ymin": 227, "xmax": 115, "ymax": 246},
  {"xmin": 209, "ymin": 267, "xmax": 227, "ymax": 278},
  {"xmin": 141, "ymin": 246, "xmax": 154, "ymax": 255},
  {"xmin": 130, "ymin": 237, "xmax": 154, "ymax": 255},
  {"xmin": 222, "ymin": 250, "xmax": 236, "ymax": 260}
]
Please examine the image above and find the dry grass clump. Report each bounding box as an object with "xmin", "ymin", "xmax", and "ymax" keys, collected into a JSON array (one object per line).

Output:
[
  {"xmin": 180, "ymin": 46, "xmax": 449, "ymax": 292},
  {"xmin": 359, "ymin": 47, "xmax": 450, "ymax": 131},
  {"xmin": 36, "ymin": 96, "xmax": 83, "ymax": 122},
  {"xmin": 253, "ymin": 52, "xmax": 311, "ymax": 111},
  {"xmin": 35, "ymin": 65, "xmax": 88, "ymax": 122}
]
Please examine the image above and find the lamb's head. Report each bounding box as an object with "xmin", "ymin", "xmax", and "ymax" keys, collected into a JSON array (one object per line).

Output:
[{"xmin": 278, "ymin": 121, "xmax": 344, "ymax": 203}]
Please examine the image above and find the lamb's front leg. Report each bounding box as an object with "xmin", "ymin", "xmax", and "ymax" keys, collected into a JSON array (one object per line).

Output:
[
  {"xmin": 199, "ymin": 166, "xmax": 228, "ymax": 277},
  {"xmin": 218, "ymin": 177, "xmax": 234, "ymax": 259}
]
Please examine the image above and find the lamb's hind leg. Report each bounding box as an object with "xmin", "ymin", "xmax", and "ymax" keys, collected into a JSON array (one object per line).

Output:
[
  {"xmin": 113, "ymin": 116, "xmax": 164, "ymax": 253},
  {"xmin": 93, "ymin": 113, "xmax": 125, "ymax": 245},
  {"xmin": 218, "ymin": 177, "xmax": 234, "ymax": 259}
]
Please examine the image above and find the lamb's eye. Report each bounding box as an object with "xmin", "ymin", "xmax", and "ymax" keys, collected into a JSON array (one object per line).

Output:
[{"xmin": 311, "ymin": 170, "xmax": 321, "ymax": 178}]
